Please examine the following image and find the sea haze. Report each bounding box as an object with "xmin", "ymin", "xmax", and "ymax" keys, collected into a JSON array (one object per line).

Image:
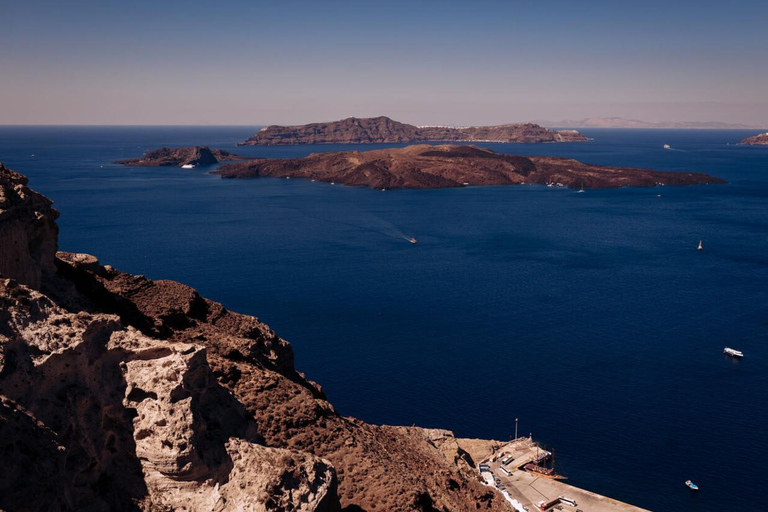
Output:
[{"xmin": 1, "ymin": 126, "xmax": 766, "ymax": 512}]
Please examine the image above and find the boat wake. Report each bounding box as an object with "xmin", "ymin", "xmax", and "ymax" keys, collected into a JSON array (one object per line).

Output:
[
  {"xmin": 367, "ymin": 216, "xmax": 417, "ymax": 243},
  {"xmin": 286, "ymin": 207, "xmax": 416, "ymax": 243}
]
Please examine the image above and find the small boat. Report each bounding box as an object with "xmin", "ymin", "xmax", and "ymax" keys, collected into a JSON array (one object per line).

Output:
[
  {"xmin": 409, "ymin": 238, "xmax": 417, "ymax": 244},
  {"xmin": 724, "ymin": 347, "xmax": 744, "ymax": 358},
  {"xmin": 664, "ymin": 144, "xmax": 671, "ymax": 150},
  {"xmin": 577, "ymin": 184, "xmax": 585, "ymax": 193},
  {"xmin": 685, "ymin": 480, "xmax": 698, "ymax": 490},
  {"xmin": 181, "ymin": 164, "xmax": 195, "ymax": 169},
  {"xmin": 697, "ymin": 240, "xmax": 703, "ymax": 251}
]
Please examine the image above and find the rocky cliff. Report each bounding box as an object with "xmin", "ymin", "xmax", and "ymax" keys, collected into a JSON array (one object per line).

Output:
[
  {"xmin": 0, "ymin": 162, "xmax": 510, "ymax": 511},
  {"xmin": 116, "ymin": 146, "xmax": 245, "ymax": 167},
  {"xmin": 0, "ymin": 163, "xmax": 59, "ymax": 290},
  {"xmin": 215, "ymin": 144, "xmax": 726, "ymax": 190},
  {"xmin": 536, "ymin": 117, "xmax": 768, "ymax": 130},
  {"xmin": 739, "ymin": 132, "xmax": 768, "ymax": 145},
  {"xmin": 238, "ymin": 116, "xmax": 587, "ymax": 145}
]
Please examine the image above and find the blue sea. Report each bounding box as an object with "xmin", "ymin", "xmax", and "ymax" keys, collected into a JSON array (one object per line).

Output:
[{"xmin": 1, "ymin": 126, "xmax": 766, "ymax": 512}]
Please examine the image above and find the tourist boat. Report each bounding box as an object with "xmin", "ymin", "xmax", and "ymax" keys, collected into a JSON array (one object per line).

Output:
[
  {"xmin": 524, "ymin": 450, "xmax": 566, "ymax": 480},
  {"xmin": 685, "ymin": 480, "xmax": 698, "ymax": 490},
  {"xmin": 724, "ymin": 347, "xmax": 743, "ymax": 358},
  {"xmin": 409, "ymin": 238, "xmax": 418, "ymax": 244},
  {"xmin": 524, "ymin": 463, "xmax": 567, "ymax": 479},
  {"xmin": 663, "ymin": 144, "xmax": 671, "ymax": 149},
  {"xmin": 697, "ymin": 240, "xmax": 703, "ymax": 251},
  {"xmin": 181, "ymin": 164, "xmax": 195, "ymax": 169}
]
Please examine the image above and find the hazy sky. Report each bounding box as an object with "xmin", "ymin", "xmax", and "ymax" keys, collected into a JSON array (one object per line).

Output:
[{"xmin": 2, "ymin": 0, "xmax": 767, "ymax": 125}]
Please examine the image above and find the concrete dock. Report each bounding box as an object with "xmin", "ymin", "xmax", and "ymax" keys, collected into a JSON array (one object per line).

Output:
[{"xmin": 479, "ymin": 437, "xmax": 652, "ymax": 512}]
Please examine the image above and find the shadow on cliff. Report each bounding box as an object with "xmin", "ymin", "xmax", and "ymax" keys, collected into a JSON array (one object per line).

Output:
[{"xmin": 0, "ymin": 306, "xmax": 148, "ymax": 511}]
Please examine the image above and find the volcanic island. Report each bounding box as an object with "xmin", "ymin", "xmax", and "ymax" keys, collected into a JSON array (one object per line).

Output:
[{"xmin": 214, "ymin": 144, "xmax": 726, "ymax": 190}]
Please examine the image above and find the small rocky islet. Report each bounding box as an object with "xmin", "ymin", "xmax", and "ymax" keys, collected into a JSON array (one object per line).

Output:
[
  {"xmin": 739, "ymin": 132, "xmax": 768, "ymax": 145},
  {"xmin": 115, "ymin": 145, "xmax": 245, "ymax": 167}
]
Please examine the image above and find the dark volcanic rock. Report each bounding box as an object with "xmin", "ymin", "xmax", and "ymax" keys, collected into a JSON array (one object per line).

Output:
[
  {"xmin": 116, "ymin": 146, "xmax": 246, "ymax": 167},
  {"xmin": 0, "ymin": 164, "xmax": 513, "ymax": 512},
  {"xmin": 739, "ymin": 132, "xmax": 768, "ymax": 145},
  {"xmin": 0, "ymin": 163, "xmax": 59, "ymax": 290},
  {"xmin": 215, "ymin": 144, "xmax": 727, "ymax": 190},
  {"xmin": 239, "ymin": 115, "xmax": 588, "ymax": 145}
]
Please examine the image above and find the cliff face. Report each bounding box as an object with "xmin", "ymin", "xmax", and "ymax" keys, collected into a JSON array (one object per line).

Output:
[
  {"xmin": 215, "ymin": 144, "xmax": 726, "ymax": 190},
  {"xmin": 116, "ymin": 146, "xmax": 245, "ymax": 167},
  {"xmin": 0, "ymin": 163, "xmax": 510, "ymax": 512},
  {"xmin": 238, "ymin": 116, "xmax": 587, "ymax": 145},
  {"xmin": 536, "ymin": 117, "xmax": 768, "ymax": 130},
  {"xmin": 739, "ymin": 132, "xmax": 768, "ymax": 145},
  {"xmin": 417, "ymin": 124, "xmax": 586, "ymax": 143},
  {"xmin": 0, "ymin": 163, "xmax": 59, "ymax": 290}
]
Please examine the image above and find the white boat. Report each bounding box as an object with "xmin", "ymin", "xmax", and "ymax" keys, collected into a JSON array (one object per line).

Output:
[
  {"xmin": 577, "ymin": 184, "xmax": 585, "ymax": 193},
  {"xmin": 724, "ymin": 347, "xmax": 743, "ymax": 358},
  {"xmin": 663, "ymin": 144, "xmax": 671, "ymax": 150},
  {"xmin": 685, "ymin": 480, "xmax": 698, "ymax": 490},
  {"xmin": 409, "ymin": 238, "xmax": 418, "ymax": 244},
  {"xmin": 181, "ymin": 164, "xmax": 195, "ymax": 169},
  {"xmin": 697, "ymin": 240, "xmax": 703, "ymax": 251}
]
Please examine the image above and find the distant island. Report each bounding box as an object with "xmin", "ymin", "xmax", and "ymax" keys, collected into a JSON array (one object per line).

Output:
[
  {"xmin": 535, "ymin": 117, "xmax": 768, "ymax": 130},
  {"xmin": 237, "ymin": 116, "xmax": 588, "ymax": 146},
  {"xmin": 116, "ymin": 146, "xmax": 245, "ymax": 167},
  {"xmin": 739, "ymin": 132, "xmax": 768, "ymax": 145},
  {"xmin": 215, "ymin": 144, "xmax": 725, "ymax": 190}
]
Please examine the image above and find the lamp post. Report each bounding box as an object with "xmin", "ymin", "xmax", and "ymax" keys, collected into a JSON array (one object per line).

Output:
[{"xmin": 515, "ymin": 418, "xmax": 518, "ymax": 440}]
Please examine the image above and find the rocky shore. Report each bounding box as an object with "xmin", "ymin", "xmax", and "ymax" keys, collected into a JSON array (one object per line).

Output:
[
  {"xmin": 215, "ymin": 144, "xmax": 726, "ymax": 190},
  {"xmin": 0, "ymin": 161, "xmax": 509, "ymax": 511},
  {"xmin": 238, "ymin": 116, "xmax": 588, "ymax": 145},
  {"xmin": 739, "ymin": 132, "xmax": 768, "ymax": 145},
  {"xmin": 116, "ymin": 146, "xmax": 245, "ymax": 167}
]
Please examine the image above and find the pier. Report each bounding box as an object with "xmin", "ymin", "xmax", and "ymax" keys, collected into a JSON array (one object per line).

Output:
[{"xmin": 478, "ymin": 437, "xmax": 651, "ymax": 512}]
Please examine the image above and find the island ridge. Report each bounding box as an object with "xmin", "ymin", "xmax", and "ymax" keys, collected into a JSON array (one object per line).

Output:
[
  {"xmin": 215, "ymin": 144, "xmax": 726, "ymax": 190},
  {"xmin": 238, "ymin": 116, "xmax": 588, "ymax": 146}
]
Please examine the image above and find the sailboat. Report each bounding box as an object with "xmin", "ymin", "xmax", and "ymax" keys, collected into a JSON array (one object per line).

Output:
[
  {"xmin": 523, "ymin": 448, "xmax": 567, "ymax": 480},
  {"xmin": 697, "ymin": 240, "xmax": 703, "ymax": 251},
  {"xmin": 577, "ymin": 183, "xmax": 585, "ymax": 193}
]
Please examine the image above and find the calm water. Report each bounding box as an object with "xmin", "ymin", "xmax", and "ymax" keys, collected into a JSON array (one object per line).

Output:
[{"xmin": 1, "ymin": 126, "xmax": 766, "ymax": 512}]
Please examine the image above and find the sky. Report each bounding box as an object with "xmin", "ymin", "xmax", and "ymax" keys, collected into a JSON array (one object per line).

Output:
[{"xmin": 2, "ymin": 0, "xmax": 767, "ymax": 126}]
